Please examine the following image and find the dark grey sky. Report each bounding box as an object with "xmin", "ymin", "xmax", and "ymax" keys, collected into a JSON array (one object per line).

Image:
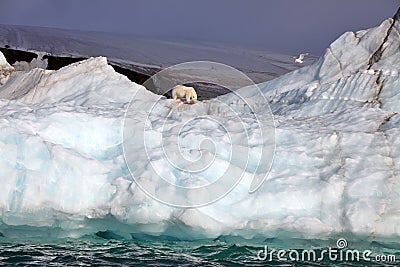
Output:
[{"xmin": 0, "ymin": 0, "xmax": 398, "ymax": 54}]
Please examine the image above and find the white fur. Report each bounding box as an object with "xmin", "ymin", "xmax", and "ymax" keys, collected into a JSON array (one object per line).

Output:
[{"xmin": 172, "ymin": 85, "xmax": 197, "ymax": 103}]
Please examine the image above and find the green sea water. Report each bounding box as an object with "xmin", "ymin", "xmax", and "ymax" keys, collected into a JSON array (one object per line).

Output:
[{"xmin": 0, "ymin": 237, "xmax": 398, "ymax": 266}]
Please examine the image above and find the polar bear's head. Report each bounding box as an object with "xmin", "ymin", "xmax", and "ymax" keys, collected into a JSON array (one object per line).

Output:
[{"xmin": 186, "ymin": 87, "xmax": 197, "ymax": 103}]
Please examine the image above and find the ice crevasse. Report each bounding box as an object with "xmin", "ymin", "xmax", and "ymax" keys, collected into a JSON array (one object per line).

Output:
[{"xmin": 0, "ymin": 10, "xmax": 399, "ymax": 242}]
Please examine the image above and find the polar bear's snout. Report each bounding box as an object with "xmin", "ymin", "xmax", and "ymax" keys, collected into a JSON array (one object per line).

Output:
[{"xmin": 172, "ymin": 85, "xmax": 197, "ymax": 104}]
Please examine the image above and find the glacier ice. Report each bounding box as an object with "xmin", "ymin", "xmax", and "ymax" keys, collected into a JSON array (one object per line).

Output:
[
  {"xmin": 0, "ymin": 24, "xmax": 309, "ymax": 84},
  {"xmin": 12, "ymin": 52, "xmax": 48, "ymax": 72},
  {"xmin": 0, "ymin": 10, "xmax": 400, "ymax": 243}
]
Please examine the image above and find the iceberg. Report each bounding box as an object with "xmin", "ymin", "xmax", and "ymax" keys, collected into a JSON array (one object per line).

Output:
[{"xmin": 0, "ymin": 8, "xmax": 399, "ymax": 244}]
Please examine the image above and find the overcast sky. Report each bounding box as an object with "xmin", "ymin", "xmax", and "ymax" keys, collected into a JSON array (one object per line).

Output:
[{"xmin": 0, "ymin": 0, "xmax": 398, "ymax": 54}]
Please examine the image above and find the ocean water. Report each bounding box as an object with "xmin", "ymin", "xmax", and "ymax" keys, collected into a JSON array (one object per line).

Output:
[{"xmin": 0, "ymin": 237, "xmax": 398, "ymax": 266}]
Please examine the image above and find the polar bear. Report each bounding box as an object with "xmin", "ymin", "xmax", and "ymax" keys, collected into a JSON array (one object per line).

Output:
[
  {"xmin": 0, "ymin": 51, "xmax": 14, "ymax": 86},
  {"xmin": 172, "ymin": 85, "xmax": 197, "ymax": 104}
]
